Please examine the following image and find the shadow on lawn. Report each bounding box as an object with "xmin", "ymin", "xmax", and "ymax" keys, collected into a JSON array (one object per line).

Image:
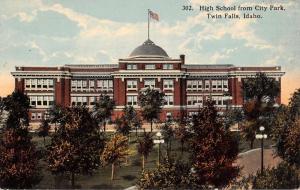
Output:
[
  {"xmin": 122, "ymin": 174, "xmax": 136, "ymax": 181},
  {"xmin": 91, "ymin": 184, "xmax": 124, "ymax": 189}
]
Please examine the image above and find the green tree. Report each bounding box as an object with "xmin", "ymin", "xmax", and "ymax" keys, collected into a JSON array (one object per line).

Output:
[
  {"xmin": 239, "ymin": 162, "xmax": 299, "ymax": 189},
  {"xmin": 93, "ymin": 94, "xmax": 115, "ymax": 132},
  {"xmin": 38, "ymin": 119, "xmax": 50, "ymax": 146},
  {"xmin": 0, "ymin": 92, "xmax": 40, "ymax": 188},
  {"xmin": 47, "ymin": 106, "xmax": 104, "ymax": 188},
  {"xmin": 137, "ymin": 156, "xmax": 191, "ymax": 189},
  {"xmin": 288, "ymin": 88, "xmax": 300, "ymax": 120},
  {"xmin": 174, "ymin": 122, "xmax": 191, "ymax": 156},
  {"xmin": 137, "ymin": 132, "xmax": 154, "ymax": 170},
  {"xmin": 139, "ymin": 88, "xmax": 165, "ymax": 132},
  {"xmin": 0, "ymin": 97, "xmax": 4, "ymax": 117},
  {"xmin": 3, "ymin": 91, "xmax": 30, "ymax": 128},
  {"xmin": 101, "ymin": 134, "xmax": 129, "ymax": 180},
  {"xmin": 48, "ymin": 104, "xmax": 67, "ymax": 128},
  {"xmin": 0, "ymin": 127, "xmax": 41, "ymax": 188},
  {"xmin": 160, "ymin": 120, "xmax": 174, "ymax": 158},
  {"xmin": 241, "ymin": 73, "xmax": 280, "ymax": 149},
  {"xmin": 115, "ymin": 117, "xmax": 131, "ymax": 136},
  {"xmin": 281, "ymin": 120, "xmax": 300, "ymax": 167},
  {"xmin": 223, "ymin": 108, "xmax": 244, "ymax": 130},
  {"xmin": 272, "ymin": 91, "xmax": 300, "ymax": 167},
  {"xmin": 189, "ymin": 101, "xmax": 240, "ymax": 188},
  {"xmin": 0, "ymin": 97, "xmax": 5, "ymax": 128}
]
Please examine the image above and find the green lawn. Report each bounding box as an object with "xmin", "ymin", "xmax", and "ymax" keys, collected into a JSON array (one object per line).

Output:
[
  {"xmin": 31, "ymin": 132, "xmax": 189, "ymax": 189},
  {"xmin": 30, "ymin": 132, "xmax": 274, "ymax": 189}
]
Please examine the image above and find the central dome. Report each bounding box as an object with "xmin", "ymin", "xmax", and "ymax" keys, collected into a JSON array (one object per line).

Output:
[{"xmin": 129, "ymin": 39, "xmax": 169, "ymax": 58}]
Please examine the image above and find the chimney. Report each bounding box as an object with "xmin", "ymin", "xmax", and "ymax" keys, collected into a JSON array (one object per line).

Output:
[{"xmin": 180, "ymin": 54, "xmax": 185, "ymax": 65}]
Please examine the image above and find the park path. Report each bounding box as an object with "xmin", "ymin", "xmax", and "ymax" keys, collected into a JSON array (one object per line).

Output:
[{"xmin": 237, "ymin": 148, "xmax": 282, "ymax": 176}]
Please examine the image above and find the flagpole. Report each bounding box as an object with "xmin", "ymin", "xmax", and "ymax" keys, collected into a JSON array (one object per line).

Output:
[{"xmin": 148, "ymin": 9, "xmax": 150, "ymax": 40}]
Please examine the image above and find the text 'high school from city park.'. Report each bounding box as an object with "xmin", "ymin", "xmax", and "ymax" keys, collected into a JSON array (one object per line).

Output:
[{"xmin": 11, "ymin": 35, "xmax": 285, "ymax": 126}]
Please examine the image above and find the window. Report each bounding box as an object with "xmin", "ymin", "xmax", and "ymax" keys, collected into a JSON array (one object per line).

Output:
[
  {"xmin": 71, "ymin": 80, "xmax": 77, "ymax": 89},
  {"xmin": 25, "ymin": 79, "xmax": 30, "ymax": 88},
  {"xmin": 82, "ymin": 80, "xmax": 87, "ymax": 89},
  {"xmin": 187, "ymin": 81, "xmax": 192, "ymax": 89},
  {"xmin": 212, "ymin": 96, "xmax": 223, "ymax": 105},
  {"xmin": 187, "ymin": 96, "xmax": 203, "ymax": 106},
  {"xmin": 109, "ymin": 80, "xmax": 113, "ymax": 88},
  {"xmin": 127, "ymin": 95, "xmax": 137, "ymax": 106},
  {"xmin": 205, "ymin": 80, "xmax": 210, "ymax": 90},
  {"xmin": 49, "ymin": 80, "xmax": 54, "ymax": 88},
  {"xmin": 31, "ymin": 79, "xmax": 37, "ymax": 88},
  {"xmin": 37, "ymin": 79, "xmax": 42, "ymax": 88},
  {"xmin": 163, "ymin": 79, "xmax": 174, "ymax": 89},
  {"xmin": 77, "ymin": 97, "xmax": 82, "ymax": 106},
  {"xmin": 37, "ymin": 113, "xmax": 42, "ymax": 119},
  {"xmin": 30, "ymin": 96, "xmax": 37, "ymax": 106},
  {"xmin": 89, "ymin": 80, "xmax": 95, "ymax": 88},
  {"xmin": 49, "ymin": 96, "xmax": 54, "ymax": 106},
  {"xmin": 163, "ymin": 64, "xmax": 173, "ymax": 70},
  {"xmin": 127, "ymin": 80, "xmax": 137, "ymax": 89},
  {"xmin": 89, "ymin": 97, "xmax": 96, "ymax": 105},
  {"xmin": 212, "ymin": 80, "xmax": 218, "ymax": 90},
  {"xmin": 217, "ymin": 80, "xmax": 222, "ymax": 89},
  {"xmin": 103, "ymin": 80, "xmax": 108, "ymax": 88},
  {"xmin": 192, "ymin": 81, "xmax": 197, "ymax": 89},
  {"xmin": 25, "ymin": 79, "xmax": 54, "ymax": 90},
  {"xmin": 43, "ymin": 79, "xmax": 48, "ymax": 88},
  {"xmin": 82, "ymin": 97, "xmax": 87, "ymax": 106},
  {"xmin": 187, "ymin": 80, "xmax": 203, "ymax": 91},
  {"xmin": 223, "ymin": 80, "xmax": 228, "ymax": 89},
  {"xmin": 37, "ymin": 96, "xmax": 42, "ymax": 106},
  {"xmin": 71, "ymin": 96, "xmax": 88, "ymax": 106},
  {"xmin": 97, "ymin": 80, "xmax": 103, "ymax": 88},
  {"xmin": 71, "ymin": 97, "xmax": 76, "ymax": 106},
  {"xmin": 127, "ymin": 64, "xmax": 137, "ymax": 70},
  {"xmin": 77, "ymin": 80, "xmax": 82, "ymax": 89},
  {"xmin": 145, "ymin": 64, "xmax": 155, "ymax": 70},
  {"xmin": 43, "ymin": 96, "xmax": 47, "ymax": 106},
  {"xmin": 144, "ymin": 79, "xmax": 155, "ymax": 88},
  {"xmin": 164, "ymin": 95, "xmax": 174, "ymax": 106},
  {"xmin": 197, "ymin": 80, "xmax": 203, "ymax": 89},
  {"xmin": 96, "ymin": 80, "xmax": 113, "ymax": 89},
  {"xmin": 31, "ymin": 113, "xmax": 36, "ymax": 120}
]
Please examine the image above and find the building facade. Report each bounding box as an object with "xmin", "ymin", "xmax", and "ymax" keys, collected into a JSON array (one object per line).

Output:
[{"xmin": 11, "ymin": 39, "xmax": 285, "ymax": 123}]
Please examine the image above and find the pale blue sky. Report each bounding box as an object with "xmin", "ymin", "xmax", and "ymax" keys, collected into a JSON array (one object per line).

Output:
[{"xmin": 0, "ymin": 0, "xmax": 299, "ymax": 103}]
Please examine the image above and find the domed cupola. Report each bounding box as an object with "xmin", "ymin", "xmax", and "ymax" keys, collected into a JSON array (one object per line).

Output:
[{"xmin": 129, "ymin": 39, "xmax": 169, "ymax": 58}]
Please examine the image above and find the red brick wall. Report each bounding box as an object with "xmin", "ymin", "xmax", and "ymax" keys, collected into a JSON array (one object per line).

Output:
[
  {"xmin": 15, "ymin": 78, "xmax": 24, "ymax": 92},
  {"xmin": 113, "ymin": 78, "xmax": 126, "ymax": 106},
  {"xmin": 64, "ymin": 78, "xmax": 71, "ymax": 107},
  {"xmin": 55, "ymin": 78, "xmax": 63, "ymax": 106}
]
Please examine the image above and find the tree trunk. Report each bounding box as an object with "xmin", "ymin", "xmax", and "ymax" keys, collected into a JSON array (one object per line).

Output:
[
  {"xmin": 250, "ymin": 139, "xmax": 254, "ymax": 149},
  {"xmin": 142, "ymin": 155, "xmax": 145, "ymax": 170},
  {"xmin": 43, "ymin": 137, "xmax": 46, "ymax": 146},
  {"xmin": 150, "ymin": 120, "xmax": 153, "ymax": 132},
  {"xmin": 104, "ymin": 121, "xmax": 106, "ymax": 132},
  {"xmin": 135, "ymin": 127, "xmax": 138, "ymax": 138},
  {"xmin": 181, "ymin": 141, "xmax": 184, "ymax": 155},
  {"xmin": 71, "ymin": 172, "xmax": 75, "ymax": 188},
  {"xmin": 111, "ymin": 162, "xmax": 115, "ymax": 180}
]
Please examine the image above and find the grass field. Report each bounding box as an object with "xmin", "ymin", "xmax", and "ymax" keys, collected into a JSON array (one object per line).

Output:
[
  {"xmin": 27, "ymin": 132, "xmax": 274, "ymax": 189},
  {"xmin": 32, "ymin": 132, "xmax": 190, "ymax": 189}
]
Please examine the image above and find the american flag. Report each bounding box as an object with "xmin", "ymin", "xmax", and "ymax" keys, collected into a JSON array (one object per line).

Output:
[{"xmin": 149, "ymin": 10, "xmax": 159, "ymax": 21}]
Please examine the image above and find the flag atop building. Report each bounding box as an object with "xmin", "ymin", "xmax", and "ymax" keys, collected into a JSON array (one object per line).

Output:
[
  {"xmin": 149, "ymin": 10, "xmax": 159, "ymax": 21},
  {"xmin": 147, "ymin": 9, "xmax": 159, "ymax": 39}
]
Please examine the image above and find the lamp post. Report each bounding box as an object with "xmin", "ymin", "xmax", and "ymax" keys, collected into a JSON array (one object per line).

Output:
[
  {"xmin": 255, "ymin": 126, "xmax": 267, "ymax": 173},
  {"xmin": 154, "ymin": 131, "xmax": 164, "ymax": 167}
]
